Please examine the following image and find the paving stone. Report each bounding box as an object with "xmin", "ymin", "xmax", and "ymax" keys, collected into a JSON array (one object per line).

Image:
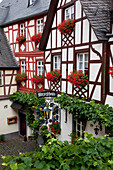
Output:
[{"xmin": 0, "ymin": 136, "xmax": 36, "ymax": 169}]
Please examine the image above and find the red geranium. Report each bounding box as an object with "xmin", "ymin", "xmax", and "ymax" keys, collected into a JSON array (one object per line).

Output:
[
  {"xmin": 15, "ymin": 73, "xmax": 27, "ymax": 83},
  {"xmin": 57, "ymin": 19, "xmax": 76, "ymax": 34},
  {"xmin": 46, "ymin": 70, "xmax": 61, "ymax": 82},
  {"xmin": 16, "ymin": 35, "xmax": 26, "ymax": 43},
  {"xmin": 49, "ymin": 121, "xmax": 61, "ymax": 134},
  {"xmin": 32, "ymin": 74, "xmax": 44, "ymax": 85},
  {"xmin": 31, "ymin": 33, "xmax": 42, "ymax": 44},
  {"xmin": 109, "ymin": 67, "xmax": 113, "ymax": 78},
  {"xmin": 68, "ymin": 70, "xmax": 88, "ymax": 88}
]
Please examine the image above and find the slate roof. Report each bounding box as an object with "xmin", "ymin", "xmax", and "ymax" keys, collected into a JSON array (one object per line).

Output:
[
  {"xmin": 80, "ymin": 0, "xmax": 112, "ymax": 41},
  {"xmin": 0, "ymin": 0, "xmax": 51, "ymax": 25},
  {"xmin": 0, "ymin": 27, "xmax": 19, "ymax": 69}
]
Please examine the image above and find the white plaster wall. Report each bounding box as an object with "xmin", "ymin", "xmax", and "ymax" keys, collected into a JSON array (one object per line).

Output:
[
  {"xmin": 75, "ymin": 45, "xmax": 89, "ymax": 51},
  {"xmin": 58, "ymin": 110, "xmax": 72, "ymax": 142},
  {"xmin": 46, "ymin": 34, "xmax": 51, "ymax": 49},
  {"xmin": 62, "ymin": 81, "xmax": 66, "ymax": 93},
  {"xmin": 57, "ymin": 9, "xmax": 61, "ymax": 26},
  {"xmin": 105, "ymin": 95, "xmax": 113, "ymax": 107},
  {"xmin": 85, "ymin": 121, "xmax": 105, "ymax": 138},
  {"xmin": 52, "ymin": 30, "xmax": 56, "ymax": 48},
  {"xmin": 0, "ymin": 99, "xmax": 19, "ymax": 135},
  {"xmin": 57, "ymin": 30, "xmax": 61, "ymax": 47},
  {"xmin": 68, "ymin": 48, "xmax": 73, "ymax": 61},
  {"xmin": 62, "ymin": 64, "xmax": 66, "ymax": 78},
  {"xmin": 62, "ymin": 49, "xmax": 67, "ymax": 61},
  {"xmin": 91, "ymin": 28, "xmax": 98, "ymax": 42},
  {"xmin": 89, "ymin": 84, "xmax": 101, "ymax": 101},
  {"xmin": 89, "ymin": 63, "xmax": 101, "ymax": 82},
  {"xmin": 52, "ymin": 15, "xmax": 56, "ymax": 28},
  {"xmin": 76, "ymin": 0, "xmax": 82, "ymax": 19},
  {"xmin": 9, "ymin": 30, "xmax": 13, "ymax": 43},
  {"xmin": 83, "ymin": 19, "xmax": 89, "ymax": 43},
  {"xmin": 75, "ymin": 21, "xmax": 81, "ymax": 44},
  {"xmin": 67, "ymin": 82, "xmax": 72, "ymax": 94}
]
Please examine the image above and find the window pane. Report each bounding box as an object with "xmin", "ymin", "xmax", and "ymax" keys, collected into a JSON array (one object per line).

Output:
[
  {"xmin": 85, "ymin": 54, "xmax": 88, "ymax": 61},
  {"xmin": 85, "ymin": 62, "xmax": 88, "ymax": 69},
  {"xmin": 79, "ymin": 55, "xmax": 83, "ymax": 61},
  {"xmin": 79, "ymin": 63, "xmax": 83, "ymax": 70}
]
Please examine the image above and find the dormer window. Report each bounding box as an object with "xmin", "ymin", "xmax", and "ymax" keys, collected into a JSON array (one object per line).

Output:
[
  {"xmin": 28, "ymin": 0, "xmax": 36, "ymax": 6},
  {"xmin": 20, "ymin": 23, "xmax": 25, "ymax": 36},
  {"xmin": 37, "ymin": 18, "xmax": 43, "ymax": 33}
]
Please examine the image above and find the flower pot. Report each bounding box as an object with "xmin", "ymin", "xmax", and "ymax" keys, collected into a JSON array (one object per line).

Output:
[
  {"xmin": 21, "ymin": 81, "xmax": 25, "ymax": 86},
  {"xmin": 37, "ymin": 84, "xmax": 43, "ymax": 89}
]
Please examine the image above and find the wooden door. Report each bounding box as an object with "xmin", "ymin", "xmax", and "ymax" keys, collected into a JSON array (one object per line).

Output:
[{"xmin": 19, "ymin": 113, "xmax": 26, "ymax": 136}]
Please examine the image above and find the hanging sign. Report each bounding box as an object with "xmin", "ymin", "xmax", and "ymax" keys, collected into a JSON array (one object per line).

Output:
[{"xmin": 36, "ymin": 91, "xmax": 58, "ymax": 98}]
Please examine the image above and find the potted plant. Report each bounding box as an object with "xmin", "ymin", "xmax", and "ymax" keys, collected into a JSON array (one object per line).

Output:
[
  {"xmin": 31, "ymin": 33, "xmax": 42, "ymax": 45},
  {"xmin": 15, "ymin": 72, "xmax": 27, "ymax": 86},
  {"xmin": 0, "ymin": 134, "xmax": 5, "ymax": 143},
  {"xmin": 109, "ymin": 67, "xmax": 113, "ymax": 78},
  {"xmin": 57, "ymin": 18, "xmax": 76, "ymax": 34},
  {"xmin": 68, "ymin": 70, "xmax": 88, "ymax": 88},
  {"xmin": 32, "ymin": 74, "xmax": 44, "ymax": 88},
  {"xmin": 16, "ymin": 35, "xmax": 26, "ymax": 43},
  {"xmin": 49, "ymin": 121, "xmax": 61, "ymax": 135},
  {"xmin": 46, "ymin": 70, "xmax": 61, "ymax": 82}
]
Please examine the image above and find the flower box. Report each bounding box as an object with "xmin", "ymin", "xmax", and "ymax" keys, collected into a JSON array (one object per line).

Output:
[
  {"xmin": 46, "ymin": 70, "xmax": 61, "ymax": 82},
  {"xmin": 68, "ymin": 70, "xmax": 88, "ymax": 88},
  {"xmin": 16, "ymin": 35, "xmax": 26, "ymax": 43},
  {"xmin": 15, "ymin": 73, "xmax": 27, "ymax": 83},
  {"xmin": 57, "ymin": 19, "xmax": 76, "ymax": 34},
  {"xmin": 49, "ymin": 121, "xmax": 61, "ymax": 135},
  {"xmin": 109, "ymin": 67, "xmax": 113, "ymax": 78},
  {"xmin": 32, "ymin": 75, "xmax": 44, "ymax": 85},
  {"xmin": 31, "ymin": 33, "xmax": 42, "ymax": 44}
]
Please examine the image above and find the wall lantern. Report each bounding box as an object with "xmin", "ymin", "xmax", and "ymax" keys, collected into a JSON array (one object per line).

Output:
[{"xmin": 43, "ymin": 108, "xmax": 51, "ymax": 120}]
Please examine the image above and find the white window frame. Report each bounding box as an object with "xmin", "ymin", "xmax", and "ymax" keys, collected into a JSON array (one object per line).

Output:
[
  {"xmin": 21, "ymin": 60, "xmax": 26, "ymax": 73},
  {"xmin": 0, "ymin": 70, "xmax": 2, "ymax": 86},
  {"xmin": 77, "ymin": 53, "xmax": 88, "ymax": 75},
  {"xmin": 20, "ymin": 23, "xmax": 25, "ymax": 36},
  {"xmin": 65, "ymin": 5, "xmax": 74, "ymax": 20},
  {"xmin": 53, "ymin": 55, "xmax": 61, "ymax": 70},
  {"xmin": 37, "ymin": 18, "xmax": 43, "ymax": 33},
  {"xmin": 37, "ymin": 60, "xmax": 43, "ymax": 76}
]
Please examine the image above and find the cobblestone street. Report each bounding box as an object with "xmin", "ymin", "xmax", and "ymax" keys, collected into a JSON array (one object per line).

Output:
[{"xmin": 0, "ymin": 136, "xmax": 36, "ymax": 169}]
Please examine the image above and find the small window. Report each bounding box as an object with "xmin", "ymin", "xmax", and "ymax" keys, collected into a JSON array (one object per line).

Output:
[
  {"xmin": 37, "ymin": 18, "xmax": 43, "ymax": 33},
  {"xmin": 53, "ymin": 55, "xmax": 61, "ymax": 70},
  {"xmin": 0, "ymin": 70, "xmax": 2, "ymax": 86},
  {"xmin": 77, "ymin": 53, "xmax": 88, "ymax": 75},
  {"xmin": 7, "ymin": 116, "xmax": 17, "ymax": 125},
  {"xmin": 21, "ymin": 60, "xmax": 26, "ymax": 73},
  {"xmin": 37, "ymin": 60, "xmax": 43, "ymax": 75},
  {"xmin": 20, "ymin": 23, "xmax": 25, "ymax": 36},
  {"xmin": 65, "ymin": 6, "xmax": 74, "ymax": 20},
  {"xmin": 29, "ymin": 0, "xmax": 35, "ymax": 6}
]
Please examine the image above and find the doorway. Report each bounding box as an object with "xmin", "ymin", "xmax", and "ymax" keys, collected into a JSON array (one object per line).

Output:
[{"xmin": 19, "ymin": 112, "xmax": 26, "ymax": 136}]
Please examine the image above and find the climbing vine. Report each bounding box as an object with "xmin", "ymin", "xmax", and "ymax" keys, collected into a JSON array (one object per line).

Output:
[
  {"xmin": 54, "ymin": 93, "xmax": 113, "ymax": 131},
  {"xmin": 10, "ymin": 92, "xmax": 46, "ymax": 140}
]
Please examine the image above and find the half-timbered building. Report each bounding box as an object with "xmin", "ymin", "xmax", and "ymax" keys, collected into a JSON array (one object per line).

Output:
[
  {"xmin": 39, "ymin": 0, "xmax": 113, "ymax": 140},
  {"xmin": 0, "ymin": 0, "xmax": 51, "ymax": 137},
  {"xmin": 0, "ymin": 0, "xmax": 50, "ymax": 93},
  {"xmin": 0, "ymin": 25, "xmax": 20, "ymax": 138}
]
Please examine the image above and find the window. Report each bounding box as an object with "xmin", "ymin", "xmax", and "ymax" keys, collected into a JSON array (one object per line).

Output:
[
  {"xmin": 21, "ymin": 60, "xmax": 26, "ymax": 73},
  {"xmin": 53, "ymin": 55, "xmax": 61, "ymax": 70},
  {"xmin": 7, "ymin": 116, "xmax": 17, "ymax": 125},
  {"xmin": 28, "ymin": 0, "xmax": 36, "ymax": 6},
  {"xmin": 0, "ymin": 70, "xmax": 2, "ymax": 86},
  {"xmin": 37, "ymin": 18, "xmax": 43, "ymax": 33},
  {"xmin": 20, "ymin": 23, "xmax": 25, "ymax": 35},
  {"xmin": 37, "ymin": 60, "xmax": 43, "ymax": 75},
  {"xmin": 77, "ymin": 53, "xmax": 88, "ymax": 75},
  {"xmin": 65, "ymin": 6, "xmax": 74, "ymax": 20}
]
